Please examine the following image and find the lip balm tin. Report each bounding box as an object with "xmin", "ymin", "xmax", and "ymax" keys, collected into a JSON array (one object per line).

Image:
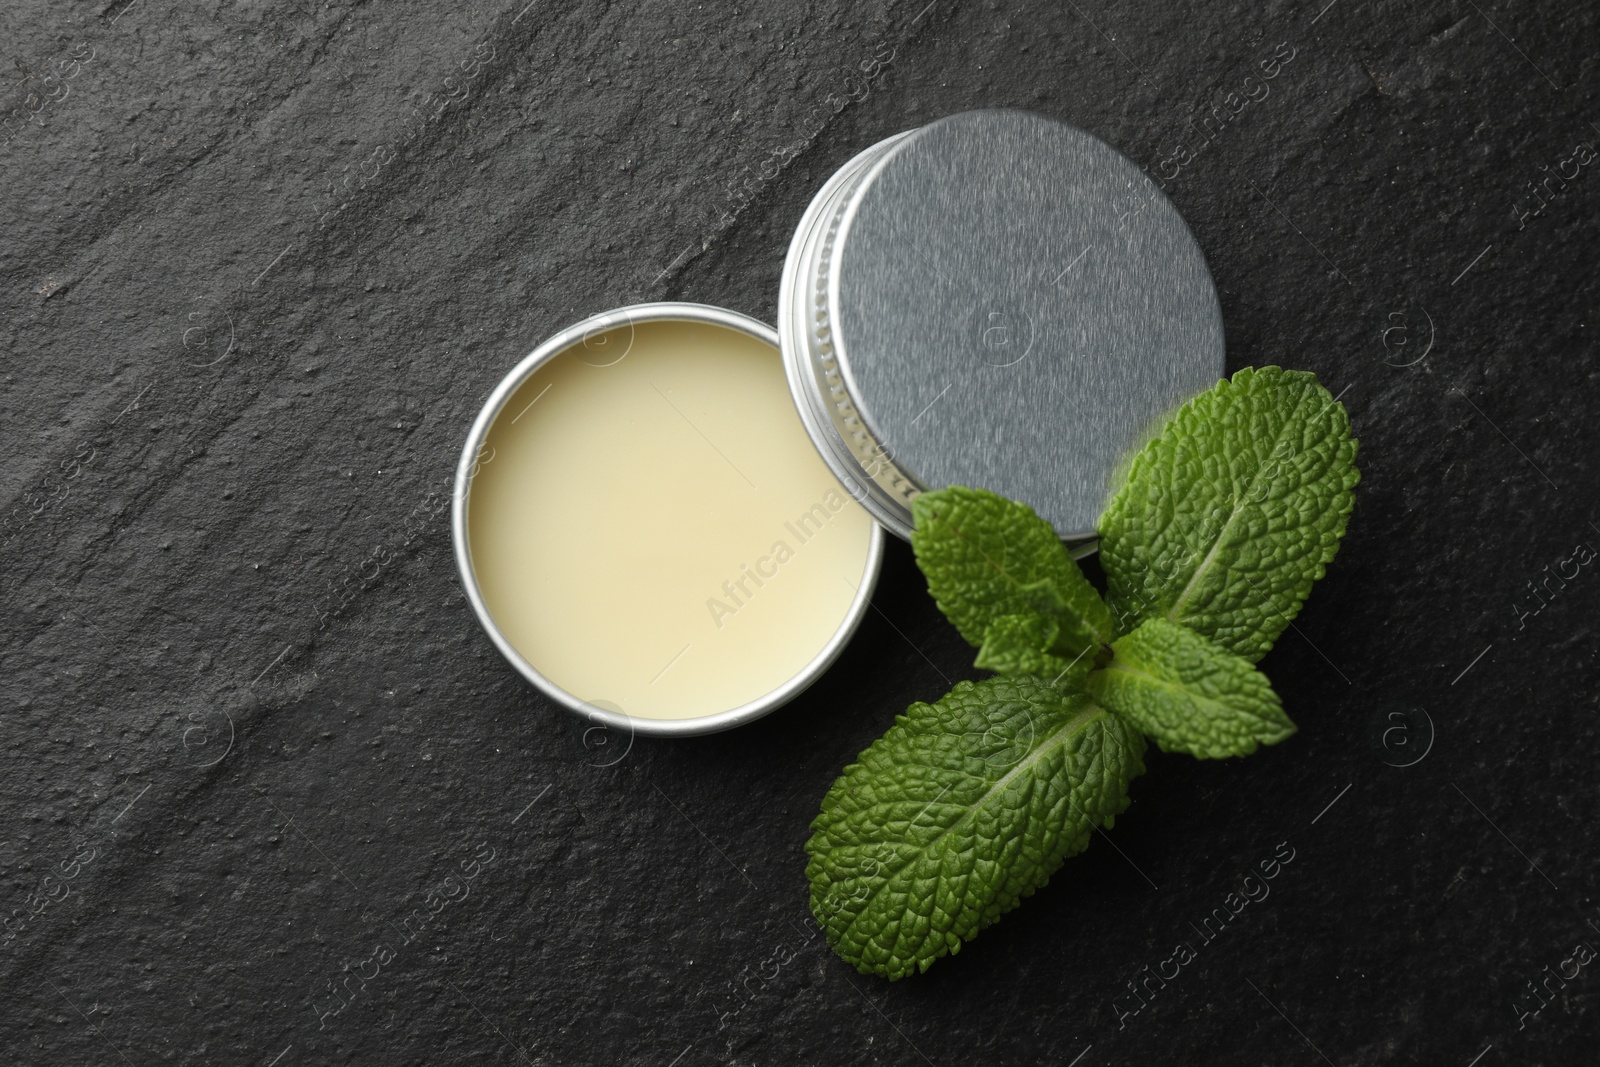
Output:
[
  {"xmin": 453, "ymin": 304, "xmax": 884, "ymax": 737},
  {"xmin": 455, "ymin": 109, "xmax": 1225, "ymax": 734}
]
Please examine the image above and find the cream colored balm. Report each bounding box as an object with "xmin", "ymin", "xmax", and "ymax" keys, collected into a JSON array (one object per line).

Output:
[{"xmin": 467, "ymin": 319, "xmax": 877, "ymax": 721}]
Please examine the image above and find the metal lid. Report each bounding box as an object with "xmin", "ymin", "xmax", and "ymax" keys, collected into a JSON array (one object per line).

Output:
[{"xmin": 779, "ymin": 109, "xmax": 1225, "ymax": 542}]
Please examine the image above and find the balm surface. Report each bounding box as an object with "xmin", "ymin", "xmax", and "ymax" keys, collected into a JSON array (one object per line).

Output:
[{"xmin": 468, "ymin": 320, "xmax": 876, "ymax": 720}]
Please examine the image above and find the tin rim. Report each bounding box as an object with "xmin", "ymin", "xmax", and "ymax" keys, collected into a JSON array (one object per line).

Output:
[
  {"xmin": 453, "ymin": 301, "xmax": 886, "ymax": 738},
  {"xmin": 779, "ymin": 130, "xmax": 923, "ymax": 540}
]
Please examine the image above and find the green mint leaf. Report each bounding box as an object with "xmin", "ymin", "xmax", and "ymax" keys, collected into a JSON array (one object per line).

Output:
[
  {"xmin": 973, "ymin": 614, "xmax": 1086, "ymax": 681},
  {"xmin": 1099, "ymin": 366, "xmax": 1359, "ymax": 661},
  {"xmin": 911, "ymin": 486, "xmax": 1116, "ymax": 661},
  {"xmin": 805, "ymin": 676, "xmax": 1145, "ymax": 980},
  {"xmin": 1086, "ymin": 618, "xmax": 1295, "ymax": 759}
]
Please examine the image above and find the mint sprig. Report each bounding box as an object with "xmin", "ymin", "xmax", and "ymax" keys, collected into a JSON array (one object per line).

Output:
[
  {"xmin": 805, "ymin": 677, "xmax": 1145, "ymax": 981},
  {"xmin": 805, "ymin": 366, "xmax": 1358, "ymax": 980}
]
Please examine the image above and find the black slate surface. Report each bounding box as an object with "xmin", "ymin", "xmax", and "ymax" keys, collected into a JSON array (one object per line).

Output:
[{"xmin": 3, "ymin": 1, "xmax": 1598, "ymax": 1064}]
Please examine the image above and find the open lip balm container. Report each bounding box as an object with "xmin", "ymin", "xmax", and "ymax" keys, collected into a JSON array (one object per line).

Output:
[
  {"xmin": 455, "ymin": 305, "xmax": 883, "ymax": 737},
  {"xmin": 454, "ymin": 109, "xmax": 1225, "ymax": 736}
]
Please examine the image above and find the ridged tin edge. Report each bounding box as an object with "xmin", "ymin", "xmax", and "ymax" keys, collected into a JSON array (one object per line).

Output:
[{"xmin": 779, "ymin": 131, "xmax": 923, "ymax": 540}]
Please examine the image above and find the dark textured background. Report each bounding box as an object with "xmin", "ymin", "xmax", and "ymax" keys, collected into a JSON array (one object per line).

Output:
[{"xmin": 3, "ymin": 0, "xmax": 1597, "ymax": 1063}]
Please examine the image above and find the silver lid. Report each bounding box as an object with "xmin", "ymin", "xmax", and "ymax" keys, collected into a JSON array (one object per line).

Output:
[{"xmin": 779, "ymin": 109, "xmax": 1225, "ymax": 542}]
